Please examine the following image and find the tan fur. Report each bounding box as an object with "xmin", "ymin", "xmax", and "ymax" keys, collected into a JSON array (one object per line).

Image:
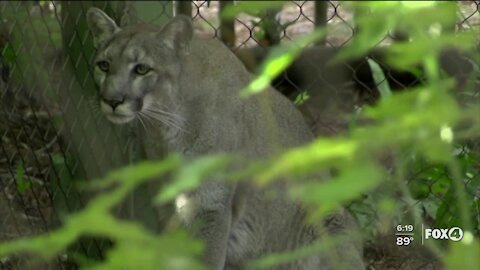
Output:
[{"xmin": 87, "ymin": 7, "xmax": 364, "ymax": 270}]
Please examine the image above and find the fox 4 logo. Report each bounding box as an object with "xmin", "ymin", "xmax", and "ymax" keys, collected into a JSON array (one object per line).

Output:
[{"xmin": 424, "ymin": 227, "xmax": 463, "ymax": 241}]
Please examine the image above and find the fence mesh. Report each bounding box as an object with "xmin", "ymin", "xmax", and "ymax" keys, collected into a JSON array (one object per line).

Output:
[{"xmin": 0, "ymin": 1, "xmax": 479, "ymax": 269}]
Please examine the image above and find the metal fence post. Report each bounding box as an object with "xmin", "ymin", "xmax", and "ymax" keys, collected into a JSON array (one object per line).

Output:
[{"xmin": 219, "ymin": 1, "xmax": 236, "ymax": 47}]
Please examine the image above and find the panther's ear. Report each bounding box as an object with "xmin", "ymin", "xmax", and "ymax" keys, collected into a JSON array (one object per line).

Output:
[
  {"xmin": 87, "ymin": 7, "xmax": 120, "ymax": 48},
  {"xmin": 158, "ymin": 15, "xmax": 193, "ymax": 56}
]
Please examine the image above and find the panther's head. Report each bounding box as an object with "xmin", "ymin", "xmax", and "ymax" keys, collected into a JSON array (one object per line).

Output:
[{"xmin": 87, "ymin": 7, "xmax": 192, "ymax": 124}]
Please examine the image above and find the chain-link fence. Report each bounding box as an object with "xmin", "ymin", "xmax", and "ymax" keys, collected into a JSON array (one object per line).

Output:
[{"xmin": 0, "ymin": 1, "xmax": 479, "ymax": 269}]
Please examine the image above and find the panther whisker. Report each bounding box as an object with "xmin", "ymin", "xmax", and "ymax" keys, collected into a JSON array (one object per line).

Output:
[
  {"xmin": 149, "ymin": 100, "xmax": 185, "ymax": 117},
  {"xmin": 142, "ymin": 109, "xmax": 187, "ymax": 133},
  {"xmin": 87, "ymin": 96, "xmax": 104, "ymax": 122},
  {"xmin": 146, "ymin": 113, "xmax": 182, "ymax": 132},
  {"xmin": 145, "ymin": 106, "xmax": 186, "ymax": 123},
  {"xmin": 145, "ymin": 111, "xmax": 185, "ymax": 128},
  {"xmin": 136, "ymin": 112, "xmax": 150, "ymax": 136},
  {"xmin": 141, "ymin": 111, "xmax": 159, "ymax": 131},
  {"xmin": 141, "ymin": 110, "xmax": 175, "ymax": 129},
  {"xmin": 144, "ymin": 109, "xmax": 184, "ymax": 126},
  {"xmin": 144, "ymin": 106, "xmax": 182, "ymax": 121}
]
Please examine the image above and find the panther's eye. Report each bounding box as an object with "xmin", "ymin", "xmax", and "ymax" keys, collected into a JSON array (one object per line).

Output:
[
  {"xmin": 134, "ymin": 64, "xmax": 151, "ymax": 75},
  {"xmin": 97, "ymin": 61, "xmax": 110, "ymax": 72}
]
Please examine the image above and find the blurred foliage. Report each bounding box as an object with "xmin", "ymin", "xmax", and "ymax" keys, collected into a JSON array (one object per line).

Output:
[
  {"xmin": 367, "ymin": 58, "xmax": 392, "ymax": 98},
  {"xmin": 241, "ymin": 28, "xmax": 327, "ymax": 97},
  {"xmin": 15, "ymin": 161, "xmax": 30, "ymax": 194},
  {"xmin": 293, "ymin": 91, "xmax": 310, "ymax": 105},
  {"xmin": 0, "ymin": 155, "xmax": 209, "ymax": 270},
  {"xmin": 220, "ymin": 1, "xmax": 287, "ymax": 19},
  {"xmin": 0, "ymin": 1, "xmax": 479, "ymax": 269},
  {"xmin": 0, "ymin": 1, "xmax": 61, "ymax": 99}
]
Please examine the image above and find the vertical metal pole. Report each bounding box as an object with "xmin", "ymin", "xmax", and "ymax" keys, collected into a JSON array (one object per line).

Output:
[
  {"xmin": 315, "ymin": 1, "xmax": 327, "ymax": 45},
  {"xmin": 175, "ymin": 1, "xmax": 192, "ymax": 17},
  {"xmin": 219, "ymin": 1, "xmax": 235, "ymax": 47}
]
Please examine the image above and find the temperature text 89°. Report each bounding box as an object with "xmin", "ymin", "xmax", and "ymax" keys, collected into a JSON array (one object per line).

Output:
[{"xmin": 396, "ymin": 236, "xmax": 414, "ymax": 246}]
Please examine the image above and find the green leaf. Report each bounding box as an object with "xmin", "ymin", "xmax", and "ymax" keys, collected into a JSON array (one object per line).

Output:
[
  {"xmin": 1, "ymin": 44, "xmax": 17, "ymax": 63},
  {"xmin": 294, "ymin": 91, "xmax": 310, "ymax": 106},
  {"xmin": 84, "ymin": 154, "xmax": 182, "ymax": 190},
  {"xmin": 16, "ymin": 162, "xmax": 31, "ymax": 194},
  {"xmin": 444, "ymin": 239, "xmax": 480, "ymax": 270},
  {"xmin": 290, "ymin": 163, "xmax": 384, "ymax": 218},
  {"xmin": 367, "ymin": 58, "xmax": 392, "ymax": 98},
  {"xmin": 220, "ymin": 1, "xmax": 287, "ymax": 19},
  {"xmin": 257, "ymin": 138, "xmax": 357, "ymax": 184},
  {"xmin": 0, "ymin": 156, "xmax": 206, "ymax": 269},
  {"xmin": 386, "ymin": 32, "xmax": 478, "ymax": 70},
  {"xmin": 241, "ymin": 29, "xmax": 327, "ymax": 97},
  {"xmin": 335, "ymin": 17, "xmax": 393, "ymax": 61},
  {"xmin": 249, "ymin": 235, "xmax": 353, "ymax": 269},
  {"xmin": 409, "ymin": 178, "xmax": 430, "ymax": 199},
  {"xmin": 156, "ymin": 154, "xmax": 232, "ymax": 203}
]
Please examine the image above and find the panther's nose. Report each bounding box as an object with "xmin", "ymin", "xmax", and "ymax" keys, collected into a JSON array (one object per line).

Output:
[{"xmin": 102, "ymin": 96, "xmax": 126, "ymax": 110}]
